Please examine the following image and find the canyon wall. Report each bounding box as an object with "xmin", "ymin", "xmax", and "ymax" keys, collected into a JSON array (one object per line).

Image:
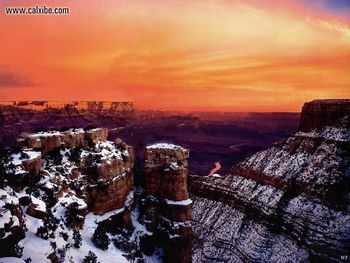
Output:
[
  {"xmin": 0, "ymin": 101, "xmax": 135, "ymax": 146},
  {"xmin": 189, "ymin": 99, "xmax": 350, "ymax": 262},
  {"xmin": 299, "ymin": 99, "xmax": 350, "ymax": 132}
]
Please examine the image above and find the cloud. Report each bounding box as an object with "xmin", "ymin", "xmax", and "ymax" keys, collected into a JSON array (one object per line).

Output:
[
  {"xmin": 0, "ymin": 0, "xmax": 348, "ymax": 110},
  {"xmin": 0, "ymin": 67, "xmax": 38, "ymax": 88}
]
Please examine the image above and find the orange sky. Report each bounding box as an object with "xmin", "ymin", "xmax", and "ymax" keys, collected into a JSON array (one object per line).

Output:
[{"xmin": 0, "ymin": 0, "xmax": 349, "ymax": 111}]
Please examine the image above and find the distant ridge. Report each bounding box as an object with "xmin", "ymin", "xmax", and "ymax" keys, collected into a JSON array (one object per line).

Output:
[
  {"xmin": 0, "ymin": 101, "xmax": 135, "ymax": 111},
  {"xmin": 0, "ymin": 101, "xmax": 135, "ymax": 146}
]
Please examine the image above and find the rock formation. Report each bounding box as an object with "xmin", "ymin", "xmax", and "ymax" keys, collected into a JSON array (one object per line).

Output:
[
  {"xmin": 299, "ymin": 99, "xmax": 350, "ymax": 132},
  {"xmin": 189, "ymin": 99, "xmax": 350, "ymax": 263},
  {"xmin": 0, "ymin": 101, "xmax": 135, "ymax": 146},
  {"xmin": 0, "ymin": 128, "xmax": 137, "ymax": 261},
  {"xmin": 140, "ymin": 143, "xmax": 192, "ymax": 263},
  {"xmin": 0, "ymin": 127, "xmax": 194, "ymax": 262}
]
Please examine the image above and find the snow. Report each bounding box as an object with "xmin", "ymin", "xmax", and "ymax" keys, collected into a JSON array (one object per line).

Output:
[
  {"xmin": 59, "ymin": 195, "xmax": 88, "ymax": 210},
  {"xmin": 0, "ymin": 188, "xmax": 21, "ymax": 231},
  {"xmin": 80, "ymin": 140, "xmax": 129, "ymax": 163},
  {"xmin": 29, "ymin": 131, "xmax": 61, "ymax": 138},
  {"xmin": 160, "ymin": 216, "xmax": 191, "ymax": 229},
  {"xmin": 147, "ymin": 143, "xmax": 185, "ymax": 151},
  {"xmin": 170, "ymin": 162, "xmax": 179, "ymax": 170},
  {"xmin": 295, "ymin": 126, "xmax": 350, "ymax": 142},
  {"xmin": 0, "ymin": 129, "xmax": 166, "ymax": 262},
  {"xmin": 11, "ymin": 150, "xmax": 41, "ymax": 165},
  {"xmin": 24, "ymin": 150, "xmax": 41, "ymax": 160},
  {"xmin": 164, "ymin": 198, "xmax": 192, "ymax": 206},
  {"xmin": 31, "ymin": 196, "xmax": 47, "ymax": 213},
  {"xmin": 0, "ymin": 210, "xmax": 13, "ymax": 228},
  {"xmin": 0, "ymin": 189, "xmax": 19, "ymax": 206},
  {"xmin": 20, "ymin": 197, "xmax": 130, "ymax": 263},
  {"xmin": 12, "ymin": 216, "xmax": 20, "ymax": 227},
  {"xmin": 20, "ymin": 214, "xmax": 54, "ymax": 263},
  {"xmin": 0, "ymin": 258, "xmax": 25, "ymax": 263},
  {"xmin": 29, "ymin": 129, "xmax": 85, "ymax": 138},
  {"xmin": 211, "ymin": 173, "xmax": 222, "ymax": 178},
  {"xmin": 43, "ymin": 182, "xmax": 54, "ymax": 190}
]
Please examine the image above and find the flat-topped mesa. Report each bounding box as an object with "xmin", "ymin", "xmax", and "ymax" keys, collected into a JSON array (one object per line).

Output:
[
  {"xmin": 299, "ymin": 99, "xmax": 350, "ymax": 132},
  {"xmin": 142, "ymin": 143, "xmax": 192, "ymax": 263},
  {"xmin": 0, "ymin": 101, "xmax": 135, "ymax": 112}
]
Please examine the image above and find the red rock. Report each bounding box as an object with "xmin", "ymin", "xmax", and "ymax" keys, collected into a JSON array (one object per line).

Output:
[
  {"xmin": 143, "ymin": 144, "xmax": 192, "ymax": 263},
  {"xmin": 299, "ymin": 99, "xmax": 350, "ymax": 132},
  {"xmin": 0, "ymin": 101, "xmax": 135, "ymax": 145},
  {"xmin": 88, "ymin": 172, "xmax": 134, "ymax": 215},
  {"xmin": 26, "ymin": 203, "xmax": 46, "ymax": 219},
  {"xmin": 145, "ymin": 167, "xmax": 189, "ymax": 201}
]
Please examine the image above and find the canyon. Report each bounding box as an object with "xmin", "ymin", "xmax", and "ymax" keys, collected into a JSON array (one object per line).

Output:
[
  {"xmin": 189, "ymin": 99, "xmax": 350, "ymax": 262},
  {"xmin": 0, "ymin": 99, "xmax": 348, "ymax": 262},
  {"xmin": 0, "ymin": 101, "xmax": 300, "ymax": 175}
]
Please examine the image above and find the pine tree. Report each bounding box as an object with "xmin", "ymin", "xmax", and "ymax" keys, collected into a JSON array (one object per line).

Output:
[
  {"xmin": 92, "ymin": 225, "xmax": 110, "ymax": 250},
  {"xmin": 36, "ymin": 209, "xmax": 59, "ymax": 239},
  {"xmin": 83, "ymin": 251, "xmax": 98, "ymax": 263},
  {"xmin": 73, "ymin": 230, "xmax": 82, "ymax": 248},
  {"xmin": 65, "ymin": 202, "xmax": 80, "ymax": 226}
]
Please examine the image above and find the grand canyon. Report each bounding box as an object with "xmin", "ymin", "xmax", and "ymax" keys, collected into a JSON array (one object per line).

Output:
[
  {"xmin": 1, "ymin": 1, "xmax": 349, "ymax": 262},
  {"xmin": 0, "ymin": 99, "xmax": 349, "ymax": 263}
]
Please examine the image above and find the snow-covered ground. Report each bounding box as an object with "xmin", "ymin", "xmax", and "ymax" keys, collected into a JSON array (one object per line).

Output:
[{"xmin": 146, "ymin": 143, "xmax": 185, "ymax": 151}]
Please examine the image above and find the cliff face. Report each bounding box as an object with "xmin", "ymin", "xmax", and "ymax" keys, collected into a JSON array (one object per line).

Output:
[
  {"xmin": 299, "ymin": 99, "xmax": 350, "ymax": 132},
  {"xmin": 0, "ymin": 101, "xmax": 135, "ymax": 146},
  {"xmin": 189, "ymin": 99, "xmax": 350, "ymax": 262},
  {"xmin": 140, "ymin": 143, "xmax": 192, "ymax": 263}
]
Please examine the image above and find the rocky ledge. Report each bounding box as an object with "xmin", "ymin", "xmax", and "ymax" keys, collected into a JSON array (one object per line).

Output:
[{"xmin": 189, "ymin": 99, "xmax": 350, "ymax": 263}]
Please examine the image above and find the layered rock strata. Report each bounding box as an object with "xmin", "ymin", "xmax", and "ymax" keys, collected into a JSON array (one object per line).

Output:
[
  {"xmin": 299, "ymin": 99, "xmax": 350, "ymax": 132},
  {"xmin": 189, "ymin": 99, "xmax": 350, "ymax": 262},
  {"xmin": 0, "ymin": 101, "xmax": 135, "ymax": 146},
  {"xmin": 141, "ymin": 143, "xmax": 192, "ymax": 263}
]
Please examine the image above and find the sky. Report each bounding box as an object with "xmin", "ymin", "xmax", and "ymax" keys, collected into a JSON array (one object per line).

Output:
[{"xmin": 0, "ymin": 0, "xmax": 349, "ymax": 111}]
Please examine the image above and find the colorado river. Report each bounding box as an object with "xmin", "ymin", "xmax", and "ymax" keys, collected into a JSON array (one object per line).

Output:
[{"xmin": 208, "ymin": 161, "xmax": 221, "ymax": 176}]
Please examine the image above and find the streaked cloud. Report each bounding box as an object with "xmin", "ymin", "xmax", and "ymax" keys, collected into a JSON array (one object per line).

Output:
[{"xmin": 0, "ymin": 0, "xmax": 348, "ymax": 110}]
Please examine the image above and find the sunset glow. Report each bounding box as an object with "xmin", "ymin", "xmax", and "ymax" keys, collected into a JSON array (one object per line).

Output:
[{"xmin": 0, "ymin": 0, "xmax": 349, "ymax": 111}]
